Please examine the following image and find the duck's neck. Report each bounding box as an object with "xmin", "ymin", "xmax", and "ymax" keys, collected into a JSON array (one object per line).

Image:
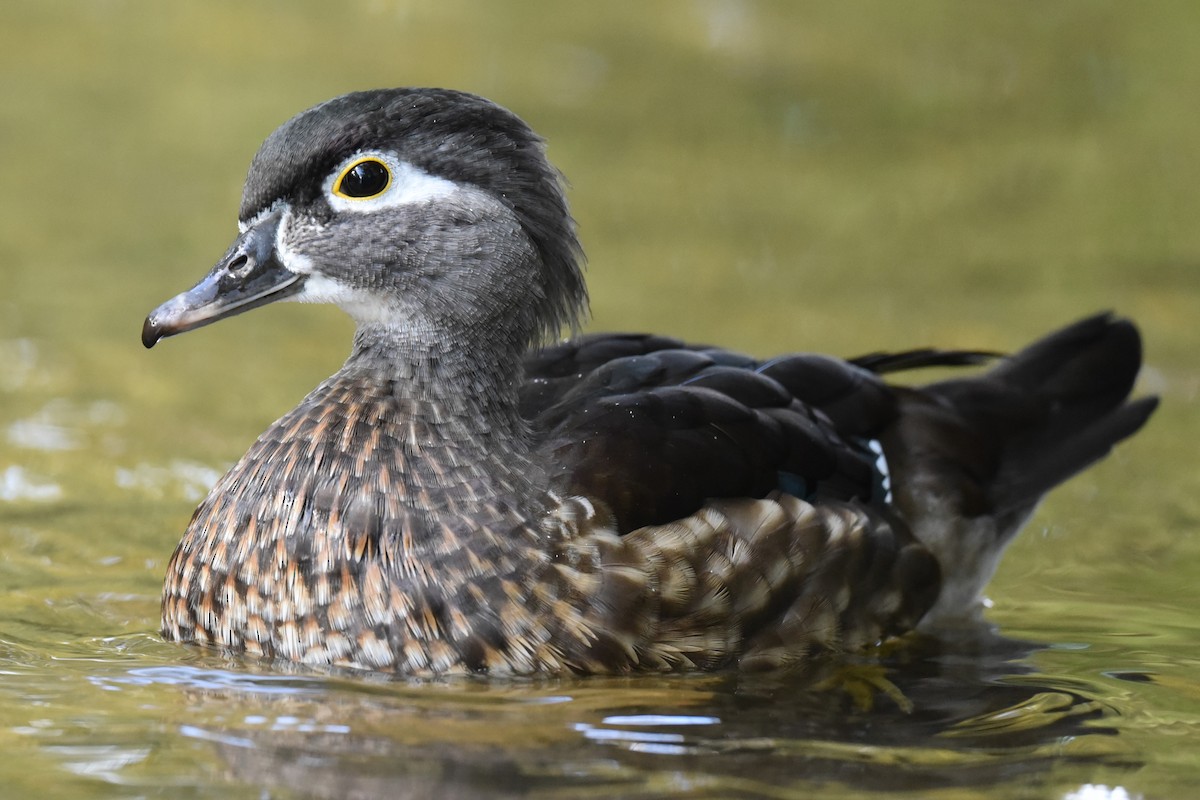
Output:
[
  {"xmin": 328, "ymin": 323, "xmax": 542, "ymax": 503},
  {"xmin": 349, "ymin": 322, "xmax": 525, "ymax": 408}
]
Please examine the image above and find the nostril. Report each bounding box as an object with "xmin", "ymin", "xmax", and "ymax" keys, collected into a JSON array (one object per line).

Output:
[{"xmin": 228, "ymin": 253, "xmax": 250, "ymax": 275}]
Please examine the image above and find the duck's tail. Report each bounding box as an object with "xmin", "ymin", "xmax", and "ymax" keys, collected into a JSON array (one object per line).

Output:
[{"xmin": 879, "ymin": 313, "xmax": 1158, "ymax": 624}]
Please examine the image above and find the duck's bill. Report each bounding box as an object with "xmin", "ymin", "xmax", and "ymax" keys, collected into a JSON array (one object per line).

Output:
[{"xmin": 142, "ymin": 210, "xmax": 306, "ymax": 348}]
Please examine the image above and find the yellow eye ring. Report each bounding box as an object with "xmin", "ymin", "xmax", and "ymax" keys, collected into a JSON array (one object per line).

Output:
[{"xmin": 333, "ymin": 157, "xmax": 392, "ymax": 199}]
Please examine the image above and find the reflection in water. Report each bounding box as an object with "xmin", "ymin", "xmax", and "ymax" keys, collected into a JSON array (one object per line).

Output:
[{"xmin": 102, "ymin": 626, "xmax": 1136, "ymax": 799}]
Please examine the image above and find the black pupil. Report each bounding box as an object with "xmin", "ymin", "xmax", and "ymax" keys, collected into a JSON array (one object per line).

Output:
[{"xmin": 340, "ymin": 161, "xmax": 389, "ymax": 198}]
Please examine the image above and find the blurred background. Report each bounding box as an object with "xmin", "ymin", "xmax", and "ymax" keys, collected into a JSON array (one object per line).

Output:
[{"xmin": 0, "ymin": 2, "xmax": 1196, "ymax": 798}]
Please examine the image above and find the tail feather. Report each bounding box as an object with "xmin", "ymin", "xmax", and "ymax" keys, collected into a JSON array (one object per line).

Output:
[
  {"xmin": 925, "ymin": 313, "xmax": 1155, "ymax": 515},
  {"xmin": 851, "ymin": 348, "xmax": 1001, "ymax": 374},
  {"xmin": 988, "ymin": 395, "xmax": 1156, "ymax": 516},
  {"xmin": 882, "ymin": 313, "xmax": 1157, "ymax": 623}
]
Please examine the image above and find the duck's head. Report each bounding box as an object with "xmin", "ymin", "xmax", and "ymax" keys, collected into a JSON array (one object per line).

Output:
[{"xmin": 142, "ymin": 88, "xmax": 585, "ymax": 356}]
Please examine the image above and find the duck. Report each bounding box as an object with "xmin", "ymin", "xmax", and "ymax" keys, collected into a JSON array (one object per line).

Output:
[{"xmin": 142, "ymin": 87, "xmax": 1157, "ymax": 676}]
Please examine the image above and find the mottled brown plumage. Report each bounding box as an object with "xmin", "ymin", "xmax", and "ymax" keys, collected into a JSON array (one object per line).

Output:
[
  {"xmin": 161, "ymin": 361, "xmax": 937, "ymax": 673},
  {"xmin": 145, "ymin": 88, "xmax": 1156, "ymax": 675}
]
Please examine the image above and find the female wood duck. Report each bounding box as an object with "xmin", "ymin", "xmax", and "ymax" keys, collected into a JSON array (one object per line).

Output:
[{"xmin": 143, "ymin": 88, "xmax": 1156, "ymax": 676}]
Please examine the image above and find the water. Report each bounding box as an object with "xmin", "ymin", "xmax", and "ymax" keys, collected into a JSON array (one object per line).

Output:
[{"xmin": 2, "ymin": 2, "xmax": 1198, "ymax": 797}]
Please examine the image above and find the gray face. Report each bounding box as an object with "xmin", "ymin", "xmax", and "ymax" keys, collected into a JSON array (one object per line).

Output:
[{"xmin": 143, "ymin": 88, "xmax": 586, "ymax": 352}]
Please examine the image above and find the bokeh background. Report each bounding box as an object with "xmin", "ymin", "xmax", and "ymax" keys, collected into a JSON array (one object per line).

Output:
[{"xmin": 1, "ymin": 2, "xmax": 1196, "ymax": 798}]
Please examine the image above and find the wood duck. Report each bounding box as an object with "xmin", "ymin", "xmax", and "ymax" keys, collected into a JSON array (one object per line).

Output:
[{"xmin": 142, "ymin": 88, "xmax": 1157, "ymax": 675}]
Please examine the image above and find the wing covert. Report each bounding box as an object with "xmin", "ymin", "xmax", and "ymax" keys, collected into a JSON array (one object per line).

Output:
[{"xmin": 526, "ymin": 336, "xmax": 901, "ymax": 532}]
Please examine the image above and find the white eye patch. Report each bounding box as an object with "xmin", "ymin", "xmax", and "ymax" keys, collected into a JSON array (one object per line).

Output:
[{"xmin": 323, "ymin": 151, "xmax": 460, "ymax": 213}]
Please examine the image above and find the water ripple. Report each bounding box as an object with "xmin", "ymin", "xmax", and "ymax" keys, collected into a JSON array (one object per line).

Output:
[{"xmin": 88, "ymin": 665, "xmax": 325, "ymax": 696}]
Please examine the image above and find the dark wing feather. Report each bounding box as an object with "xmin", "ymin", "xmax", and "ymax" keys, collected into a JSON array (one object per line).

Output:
[
  {"xmin": 524, "ymin": 335, "xmax": 905, "ymax": 533},
  {"xmin": 850, "ymin": 348, "xmax": 1001, "ymax": 374},
  {"xmin": 521, "ymin": 334, "xmax": 718, "ymax": 418}
]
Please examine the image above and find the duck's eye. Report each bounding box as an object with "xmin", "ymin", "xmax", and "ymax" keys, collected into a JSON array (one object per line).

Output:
[{"xmin": 333, "ymin": 158, "xmax": 391, "ymax": 199}]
